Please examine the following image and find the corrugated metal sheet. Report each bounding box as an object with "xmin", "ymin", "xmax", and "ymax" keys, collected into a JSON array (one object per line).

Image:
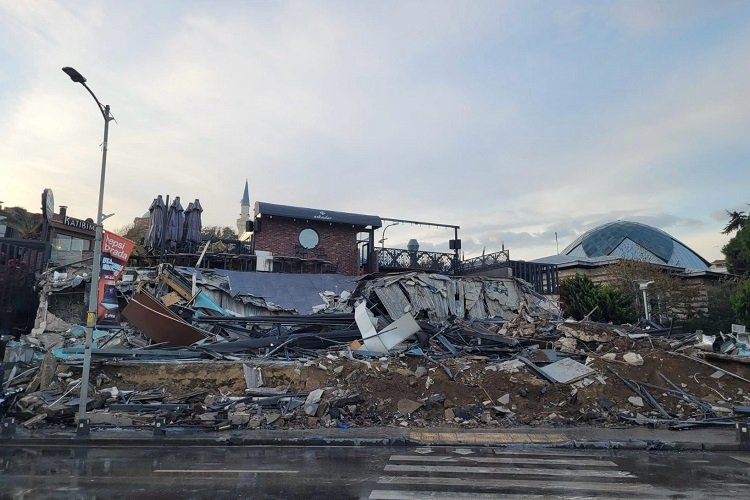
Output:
[
  {"xmin": 122, "ymin": 292, "xmax": 206, "ymax": 346},
  {"xmin": 179, "ymin": 268, "xmax": 357, "ymax": 314}
]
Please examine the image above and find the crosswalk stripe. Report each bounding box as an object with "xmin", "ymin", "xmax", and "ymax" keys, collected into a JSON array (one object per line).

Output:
[
  {"xmin": 384, "ymin": 464, "xmax": 634, "ymax": 478},
  {"xmin": 492, "ymin": 448, "xmax": 610, "ymax": 458},
  {"xmin": 388, "ymin": 454, "xmax": 618, "ymax": 467},
  {"xmin": 369, "ymin": 490, "xmax": 575, "ymax": 499},
  {"xmin": 376, "ymin": 476, "xmax": 667, "ymax": 494}
]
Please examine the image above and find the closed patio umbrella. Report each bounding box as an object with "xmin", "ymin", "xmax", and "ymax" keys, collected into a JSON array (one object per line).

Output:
[
  {"xmin": 165, "ymin": 196, "xmax": 185, "ymax": 251},
  {"xmin": 144, "ymin": 195, "xmax": 166, "ymax": 252},
  {"xmin": 184, "ymin": 199, "xmax": 203, "ymax": 251}
]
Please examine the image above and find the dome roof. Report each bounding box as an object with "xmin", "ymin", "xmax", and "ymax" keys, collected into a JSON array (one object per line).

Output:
[{"xmin": 562, "ymin": 221, "xmax": 710, "ymax": 271}]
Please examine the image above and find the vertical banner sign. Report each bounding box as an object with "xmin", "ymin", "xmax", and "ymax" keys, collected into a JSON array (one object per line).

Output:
[{"xmin": 97, "ymin": 231, "xmax": 136, "ymax": 325}]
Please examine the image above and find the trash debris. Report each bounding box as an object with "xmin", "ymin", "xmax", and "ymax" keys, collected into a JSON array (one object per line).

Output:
[{"xmin": 3, "ymin": 265, "xmax": 750, "ymax": 433}]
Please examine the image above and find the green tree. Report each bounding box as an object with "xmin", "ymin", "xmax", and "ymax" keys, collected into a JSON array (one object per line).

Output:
[
  {"xmin": 722, "ymin": 207, "xmax": 748, "ymax": 234},
  {"xmin": 201, "ymin": 226, "xmax": 238, "ymax": 240},
  {"xmin": 0, "ymin": 206, "xmax": 42, "ymax": 239},
  {"xmin": 560, "ymin": 274, "xmax": 635, "ymax": 324},
  {"xmin": 723, "ymin": 224, "xmax": 750, "ymax": 276},
  {"xmin": 731, "ymin": 279, "xmax": 750, "ymax": 324}
]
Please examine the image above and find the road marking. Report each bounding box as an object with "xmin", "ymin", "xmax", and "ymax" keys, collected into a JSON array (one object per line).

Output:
[
  {"xmin": 410, "ymin": 431, "xmax": 568, "ymax": 444},
  {"xmin": 492, "ymin": 448, "xmax": 609, "ymax": 458},
  {"xmin": 389, "ymin": 454, "xmax": 618, "ymax": 467},
  {"xmin": 369, "ymin": 490, "xmax": 564, "ymax": 499},
  {"xmin": 384, "ymin": 464, "xmax": 634, "ymax": 478},
  {"xmin": 451, "ymin": 448, "xmax": 474, "ymax": 455},
  {"xmin": 154, "ymin": 469, "xmax": 298, "ymax": 474},
  {"xmin": 377, "ymin": 476, "xmax": 662, "ymax": 494}
]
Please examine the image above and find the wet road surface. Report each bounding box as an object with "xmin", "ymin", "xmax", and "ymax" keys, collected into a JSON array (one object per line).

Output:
[{"xmin": 1, "ymin": 443, "xmax": 749, "ymax": 498}]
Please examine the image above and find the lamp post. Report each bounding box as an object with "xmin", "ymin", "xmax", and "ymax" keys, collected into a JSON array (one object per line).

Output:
[
  {"xmin": 379, "ymin": 222, "xmax": 399, "ymax": 250},
  {"xmin": 636, "ymin": 280, "xmax": 655, "ymax": 322},
  {"xmin": 62, "ymin": 66, "xmax": 114, "ymax": 434}
]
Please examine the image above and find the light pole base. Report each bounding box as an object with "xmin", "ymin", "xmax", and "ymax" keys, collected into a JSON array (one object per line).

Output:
[
  {"xmin": 76, "ymin": 418, "xmax": 91, "ymax": 437},
  {"xmin": 1, "ymin": 417, "xmax": 16, "ymax": 438},
  {"xmin": 153, "ymin": 417, "xmax": 167, "ymax": 437}
]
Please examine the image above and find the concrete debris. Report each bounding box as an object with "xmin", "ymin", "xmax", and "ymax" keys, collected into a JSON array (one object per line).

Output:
[
  {"xmin": 397, "ymin": 399, "xmax": 422, "ymax": 415},
  {"xmin": 623, "ymin": 352, "xmax": 644, "ymax": 366},
  {"xmin": 304, "ymin": 389, "xmax": 325, "ymax": 416},
  {"xmin": 539, "ymin": 357, "xmax": 596, "ymax": 384},
  {"xmin": 628, "ymin": 396, "xmax": 645, "ymax": 407},
  {"xmin": 4, "ymin": 266, "xmax": 750, "ymax": 432}
]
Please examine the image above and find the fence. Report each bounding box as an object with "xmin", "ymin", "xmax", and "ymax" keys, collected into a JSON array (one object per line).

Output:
[{"xmin": 0, "ymin": 238, "xmax": 48, "ymax": 336}]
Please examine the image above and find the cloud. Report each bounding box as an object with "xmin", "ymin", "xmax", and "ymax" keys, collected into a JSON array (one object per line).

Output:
[{"xmin": 1, "ymin": 1, "xmax": 749, "ymax": 265}]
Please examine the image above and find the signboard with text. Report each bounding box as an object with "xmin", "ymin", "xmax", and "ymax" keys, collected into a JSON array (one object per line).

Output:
[{"xmin": 97, "ymin": 230, "xmax": 136, "ymax": 325}]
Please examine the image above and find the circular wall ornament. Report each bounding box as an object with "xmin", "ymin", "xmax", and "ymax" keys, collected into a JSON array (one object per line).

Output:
[{"xmin": 299, "ymin": 228, "xmax": 320, "ymax": 249}]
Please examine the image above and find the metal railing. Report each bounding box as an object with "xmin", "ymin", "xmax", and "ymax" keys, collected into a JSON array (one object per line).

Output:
[
  {"xmin": 458, "ymin": 250, "xmax": 510, "ymax": 273},
  {"xmin": 509, "ymin": 260, "xmax": 559, "ymax": 295},
  {"xmin": 378, "ymin": 248, "xmax": 455, "ymax": 274},
  {"xmin": 0, "ymin": 238, "xmax": 48, "ymax": 335}
]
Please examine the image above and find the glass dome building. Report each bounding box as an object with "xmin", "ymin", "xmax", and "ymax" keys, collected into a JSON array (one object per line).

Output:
[{"xmin": 561, "ymin": 221, "xmax": 710, "ymax": 271}]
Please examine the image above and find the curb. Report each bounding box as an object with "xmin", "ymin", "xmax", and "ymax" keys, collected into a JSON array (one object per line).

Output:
[{"xmin": 1, "ymin": 431, "xmax": 745, "ymax": 451}]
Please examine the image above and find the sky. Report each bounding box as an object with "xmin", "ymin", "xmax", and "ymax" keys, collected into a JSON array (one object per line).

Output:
[{"xmin": 1, "ymin": 0, "xmax": 749, "ymax": 262}]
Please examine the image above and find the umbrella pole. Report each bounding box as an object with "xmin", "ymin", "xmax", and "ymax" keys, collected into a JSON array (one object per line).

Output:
[{"xmin": 160, "ymin": 194, "xmax": 169, "ymax": 262}]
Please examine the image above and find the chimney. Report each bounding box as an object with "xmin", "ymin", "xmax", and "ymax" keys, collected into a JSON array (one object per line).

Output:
[{"xmin": 59, "ymin": 206, "xmax": 67, "ymax": 217}]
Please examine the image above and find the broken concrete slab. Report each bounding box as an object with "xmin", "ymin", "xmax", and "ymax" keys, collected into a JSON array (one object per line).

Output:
[
  {"xmin": 539, "ymin": 357, "xmax": 596, "ymax": 384},
  {"xmin": 304, "ymin": 389, "xmax": 325, "ymax": 416},
  {"xmin": 397, "ymin": 399, "xmax": 422, "ymax": 415}
]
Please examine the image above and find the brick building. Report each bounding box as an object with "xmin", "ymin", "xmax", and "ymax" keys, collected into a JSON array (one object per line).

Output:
[{"xmin": 252, "ymin": 202, "xmax": 381, "ymax": 276}]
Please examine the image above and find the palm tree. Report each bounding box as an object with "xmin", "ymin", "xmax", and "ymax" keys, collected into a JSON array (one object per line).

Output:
[
  {"xmin": 1, "ymin": 206, "xmax": 42, "ymax": 239},
  {"xmin": 722, "ymin": 206, "xmax": 748, "ymax": 235}
]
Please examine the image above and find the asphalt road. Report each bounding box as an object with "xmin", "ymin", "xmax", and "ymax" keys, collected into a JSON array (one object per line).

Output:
[{"xmin": 1, "ymin": 444, "xmax": 749, "ymax": 499}]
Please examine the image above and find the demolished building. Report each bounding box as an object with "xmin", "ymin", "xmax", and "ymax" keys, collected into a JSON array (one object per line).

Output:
[{"xmin": 4, "ymin": 259, "xmax": 750, "ymax": 434}]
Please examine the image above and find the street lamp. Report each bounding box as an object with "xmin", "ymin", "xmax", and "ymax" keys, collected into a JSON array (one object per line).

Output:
[
  {"xmin": 379, "ymin": 222, "xmax": 399, "ymax": 249},
  {"xmin": 636, "ymin": 280, "xmax": 655, "ymax": 322},
  {"xmin": 62, "ymin": 66, "xmax": 114, "ymax": 435}
]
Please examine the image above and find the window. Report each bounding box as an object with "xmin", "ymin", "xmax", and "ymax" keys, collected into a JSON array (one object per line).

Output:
[
  {"xmin": 298, "ymin": 228, "xmax": 320, "ymax": 249},
  {"xmin": 51, "ymin": 234, "xmax": 93, "ymax": 265}
]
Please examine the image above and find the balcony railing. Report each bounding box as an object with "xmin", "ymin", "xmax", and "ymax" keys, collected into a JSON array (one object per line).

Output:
[
  {"xmin": 457, "ymin": 250, "xmax": 510, "ymax": 273},
  {"xmin": 377, "ymin": 248, "xmax": 455, "ymax": 274}
]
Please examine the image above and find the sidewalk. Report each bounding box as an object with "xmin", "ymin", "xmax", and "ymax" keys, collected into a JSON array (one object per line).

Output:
[{"xmin": 1, "ymin": 423, "xmax": 744, "ymax": 451}]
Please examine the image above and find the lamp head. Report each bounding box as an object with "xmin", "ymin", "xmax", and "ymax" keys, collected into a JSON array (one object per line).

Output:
[{"xmin": 62, "ymin": 67, "xmax": 87, "ymax": 83}]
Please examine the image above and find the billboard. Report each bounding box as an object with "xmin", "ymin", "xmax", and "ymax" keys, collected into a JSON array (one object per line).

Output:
[{"xmin": 96, "ymin": 230, "xmax": 135, "ymax": 325}]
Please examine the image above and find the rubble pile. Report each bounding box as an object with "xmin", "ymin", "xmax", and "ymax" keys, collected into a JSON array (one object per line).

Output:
[{"xmin": 3, "ymin": 267, "xmax": 750, "ymax": 433}]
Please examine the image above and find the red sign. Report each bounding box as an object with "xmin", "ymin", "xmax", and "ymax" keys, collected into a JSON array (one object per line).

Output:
[{"xmin": 97, "ymin": 230, "xmax": 136, "ymax": 325}]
